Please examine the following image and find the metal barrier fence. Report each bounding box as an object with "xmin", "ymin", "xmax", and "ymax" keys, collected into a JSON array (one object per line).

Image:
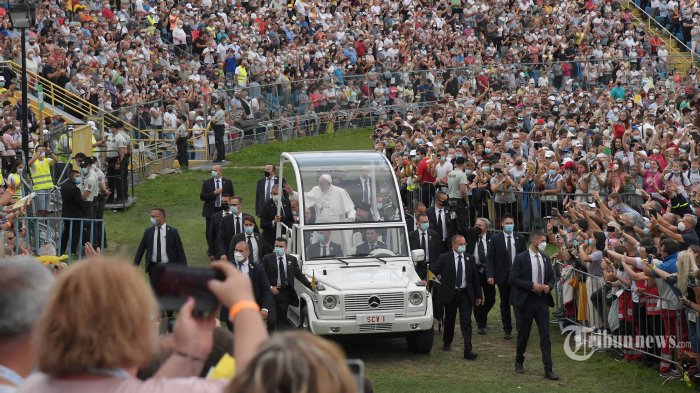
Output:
[
  {"xmin": 552, "ymin": 259, "xmax": 691, "ymax": 376},
  {"xmin": 8, "ymin": 216, "xmax": 105, "ymax": 263},
  {"xmin": 399, "ymin": 189, "xmax": 644, "ymax": 234}
]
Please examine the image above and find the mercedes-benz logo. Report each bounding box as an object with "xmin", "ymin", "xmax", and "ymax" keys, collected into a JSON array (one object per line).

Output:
[{"xmin": 368, "ymin": 296, "xmax": 381, "ymax": 308}]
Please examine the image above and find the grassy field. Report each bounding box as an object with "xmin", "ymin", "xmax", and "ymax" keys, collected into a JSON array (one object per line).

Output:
[{"xmin": 106, "ymin": 128, "xmax": 686, "ymax": 392}]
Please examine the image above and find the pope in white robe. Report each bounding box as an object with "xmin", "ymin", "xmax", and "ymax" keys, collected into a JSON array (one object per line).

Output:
[{"xmin": 304, "ymin": 174, "xmax": 356, "ymax": 223}]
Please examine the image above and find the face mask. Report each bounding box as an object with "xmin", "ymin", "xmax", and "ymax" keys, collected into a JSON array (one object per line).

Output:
[
  {"xmin": 230, "ymin": 205, "xmax": 239, "ymax": 214},
  {"xmin": 678, "ymin": 222, "xmax": 686, "ymax": 232},
  {"xmin": 150, "ymin": 217, "xmax": 157, "ymax": 225},
  {"xmin": 673, "ymin": 170, "xmax": 681, "ymax": 175},
  {"xmin": 243, "ymin": 226, "xmax": 254, "ymax": 235},
  {"xmin": 440, "ymin": 156, "xmax": 446, "ymax": 162},
  {"xmin": 484, "ymin": 148, "xmax": 492, "ymax": 155},
  {"xmin": 264, "ymin": 170, "xmax": 271, "ymax": 178},
  {"xmin": 316, "ymin": 233, "xmax": 326, "ymax": 243},
  {"xmin": 211, "ymin": 171, "xmax": 217, "ymax": 178},
  {"xmin": 465, "ymin": 169, "xmax": 473, "ymax": 175},
  {"xmin": 483, "ymin": 166, "xmax": 491, "ymax": 172},
  {"xmin": 504, "ymin": 224, "xmax": 514, "ymax": 233},
  {"xmin": 376, "ymin": 202, "xmax": 383, "ymax": 210},
  {"xmin": 456, "ymin": 153, "xmax": 463, "ymax": 158},
  {"xmin": 75, "ymin": 177, "xmax": 82, "ymax": 185},
  {"xmin": 613, "ymin": 164, "xmax": 620, "ymax": 171},
  {"xmin": 456, "ymin": 245, "xmax": 466, "ymax": 254},
  {"xmin": 537, "ymin": 242, "xmax": 547, "ymax": 252},
  {"xmin": 653, "ymin": 148, "xmax": 659, "ymax": 155},
  {"xmin": 221, "ymin": 202, "xmax": 230, "ymax": 211},
  {"xmin": 643, "ymin": 227, "xmax": 650, "ymax": 235},
  {"xmin": 549, "ymin": 169, "xmax": 557, "ymax": 176},
  {"xmin": 420, "ymin": 222, "xmax": 430, "ymax": 231},
  {"xmin": 80, "ymin": 167, "xmax": 88, "ymax": 176},
  {"xmin": 644, "ymin": 162, "xmax": 651, "ymax": 169},
  {"xmin": 274, "ymin": 247, "xmax": 285, "ymax": 256},
  {"xmin": 234, "ymin": 252, "xmax": 245, "ymax": 263},
  {"xmin": 40, "ymin": 152, "xmax": 45, "ymax": 158}
]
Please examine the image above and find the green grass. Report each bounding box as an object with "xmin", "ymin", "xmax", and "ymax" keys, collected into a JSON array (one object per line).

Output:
[{"xmin": 106, "ymin": 127, "xmax": 687, "ymax": 392}]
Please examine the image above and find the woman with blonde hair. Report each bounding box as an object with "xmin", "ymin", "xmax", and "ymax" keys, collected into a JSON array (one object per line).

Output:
[
  {"xmin": 227, "ymin": 331, "xmax": 357, "ymax": 393},
  {"xmin": 18, "ymin": 258, "xmax": 267, "ymax": 392}
]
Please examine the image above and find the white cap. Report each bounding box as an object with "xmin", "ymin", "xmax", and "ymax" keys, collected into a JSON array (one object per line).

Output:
[
  {"xmin": 409, "ymin": 149, "xmax": 417, "ymax": 156},
  {"xmin": 195, "ymin": 116, "xmax": 204, "ymax": 121},
  {"xmin": 87, "ymin": 120, "xmax": 97, "ymax": 130},
  {"xmin": 544, "ymin": 150, "xmax": 555, "ymax": 158}
]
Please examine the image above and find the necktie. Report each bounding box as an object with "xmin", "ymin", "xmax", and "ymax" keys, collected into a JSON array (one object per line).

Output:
[
  {"xmin": 247, "ymin": 236, "xmax": 254, "ymax": 263},
  {"xmin": 156, "ymin": 226, "xmax": 162, "ymax": 262},
  {"xmin": 322, "ymin": 245, "xmax": 327, "ymax": 257},
  {"xmin": 437, "ymin": 209, "xmax": 444, "ymax": 240},
  {"xmin": 266, "ymin": 178, "xmax": 272, "ymax": 200},
  {"xmin": 507, "ymin": 236, "xmax": 513, "ymax": 265},
  {"xmin": 364, "ymin": 179, "xmax": 370, "ymax": 203},
  {"xmin": 535, "ymin": 253, "xmax": 543, "ymax": 285},
  {"xmin": 238, "ymin": 261, "xmax": 244, "ymax": 271},
  {"xmin": 457, "ymin": 255, "xmax": 464, "ymax": 288},
  {"xmin": 235, "ymin": 216, "xmax": 241, "ymax": 234},
  {"xmin": 278, "ymin": 257, "xmax": 287, "ymax": 287},
  {"xmin": 215, "ymin": 179, "xmax": 221, "ymax": 207},
  {"xmin": 477, "ymin": 237, "xmax": 485, "ymax": 264}
]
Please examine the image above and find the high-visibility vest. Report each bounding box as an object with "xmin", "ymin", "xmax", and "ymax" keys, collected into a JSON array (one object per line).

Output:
[
  {"xmin": 10, "ymin": 173, "xmax": 21, "ymax": 199},
  {"xmin": 235, "ymin": 66, "xmax": 247, "ymax": 85},
  {"xmin": 31, "ymin": 159, "xmax": 54, "ymax": 190}
]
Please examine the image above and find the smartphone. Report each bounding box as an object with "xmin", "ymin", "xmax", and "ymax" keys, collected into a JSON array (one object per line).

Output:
[
  {"xmin": 552, "ymin": 226, "xmax": 559, "ymax": 234},
  {"xmin": 606, "ymin": 226, "xmax": 615, "ymax": 233},
  {"xmin": 347, "ymin": 359, "xmax": 365, "ymax": 393},
  {"xmin": 155, "ymin": 265, "xmax": 225, "ymax": 314}
]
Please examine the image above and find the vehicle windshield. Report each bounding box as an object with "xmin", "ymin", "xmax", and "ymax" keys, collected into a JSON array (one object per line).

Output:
[
  {"xmin": 291, "ymin": 152, "xmax": 402, "ymax": 225},
  {"xmin": 303, "ymin": 227, "xmax": 408, "ymax": 259}
]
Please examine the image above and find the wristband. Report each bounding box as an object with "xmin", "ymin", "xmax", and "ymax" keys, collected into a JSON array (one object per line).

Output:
[
  {"xmin": 174, "ymin": 351, "xmax": 205, "ymax": 363},
  {"xmin": 229, "ymin": 300, "xmax": 260, "ymax": 321}
]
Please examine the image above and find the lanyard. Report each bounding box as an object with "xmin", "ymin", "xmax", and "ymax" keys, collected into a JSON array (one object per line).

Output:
[
  {"xmin": 0, "ymin": 365, "xmax": 23, "ymax": 386},
  {"xmin": 87, "ymin": 368, "xmax": 130, "ymax": 379}
]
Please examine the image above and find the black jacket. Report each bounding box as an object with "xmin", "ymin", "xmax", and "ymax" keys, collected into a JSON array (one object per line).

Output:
[
  {"xmin": 427, "ymin": 205, "xmax": 452, "ymax": 241},
  {"xmin": 134, "ymin": 225, "xmax": 187, "ymax": 272},
  {"xmin": 306, "ymin": 241, "xmax": 344, "ymax": 258},
  {"xmin": 200, "ymin": 177, "xmax": 234, "ymax": 218},
  {"xmin": 408, "ymin": 228, "xmax": 441, "ymax": 279},
  {"xmin": 355, "ymin": 241, "xmax": 388, "ymax": 256},
  {"xmin": 509, "ymin": 250, "xmax": 556, "ymax": 308},
  {"xmin": 261, "ymin": 253, "xmax": 311, "ymax": 308},
  {"xmin": 430, "ymin": 251, "xmax": 482, "ymax": 305},
  {"xmin": 207, "ymin": 210, "xmax": 226, "ymax": 258},
  {"xmin": 255, "ymin": 176, "xmax": 287, "ymax": 216},
  {"xmin": 485, "ymin": 231, "xmax": 527, "ymax": 285},
  {"xmin": 240, "ymin": 260, "xmax": 273, "ymax": 311},
  {"xmin": 60, "ymin": 181, "xmax": 86, "ymax": 218},
  {"xmin": 228, "ymin": 232, "xmax": 272, "ymax": 262},
  {"xmin": 216, "ymin": 212, "xmax": 255, "ymax": 258},
  {"xmin": 259, "ymin": 197, "xmax": 294, "ymax": 246}
]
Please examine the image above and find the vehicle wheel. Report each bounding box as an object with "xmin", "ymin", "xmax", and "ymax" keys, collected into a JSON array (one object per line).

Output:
[
  {"xmin": 299, "ymin": 304, "xmax": 311, "ymax": 331},
  {"xmin": 406, "ymin": 328, "xmax": 434, "ymax": 354}
]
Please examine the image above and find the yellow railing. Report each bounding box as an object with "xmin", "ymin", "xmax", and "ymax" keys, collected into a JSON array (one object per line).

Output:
[{"xmin": 0, "ymin": 61, "xmax": 139, "ymax": 134}]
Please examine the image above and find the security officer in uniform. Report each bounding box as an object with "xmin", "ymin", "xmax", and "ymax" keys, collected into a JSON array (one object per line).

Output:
[
  {"xmin": 447, "ymin": 156, "xmax": 469, "ymax": 234},
  {"xmin": 106, "ymin": 121, "xmax": 131, "ymax": 203},
  {"xmin": 78, "ymin": 156, "xmax": 99, "ymax": 245}
]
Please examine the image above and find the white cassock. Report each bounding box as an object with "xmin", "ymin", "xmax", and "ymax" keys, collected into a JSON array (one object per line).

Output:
[{"xmin": 304, "ymin": 183, "xmax": 356, "ymax": 253}]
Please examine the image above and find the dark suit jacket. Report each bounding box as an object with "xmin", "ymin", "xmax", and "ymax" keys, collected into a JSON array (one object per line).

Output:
[
  {"xmin": 485, "ymin": 231, "xmax": 527, "ymax": 285},
  {"xmin": 61, "ymin": 181, "xmax": 87, "ymax": 218},
  {"xmin": 216, "ymin": 212, "xmax": 255, "ymax": 258},
  {"xmin": 200, "ymin": 177, "xmax": 234, "ymax": 218},
  {"xmin": 347, "ymin": 177, "xmax": 374, "ymax": 206},
  {"xmin": 244, "ymin": 261, "xmax": 273, "ymax": 311},
  {"xmin": 430, "ymin": 251, "xmax": 482, "ymax": 305},
  {"xmin": 509, "ymin": 250, "xmax": 556, "ymax": 308},
  {"xmin": 134, "ymin": 225, "xmax": 187, "ymax": 272},
  {"xmin": 306, "ymin": 241, "xmax": 344, "ymax": 258},
  {"xmin": 262, "ymin": 253, "xmax": 311, "ymax": 307},
  {"xmin": 408, "ymin": 229, "xmax": 441, "ymax": 276},
  {"xmin": 259, "ymin": 197, "xmax": 294, "ymax": 246},
  {"xmin": 355, "ymin": 241, "xmax": 388, "ymax": 256},
  {"xmin": 228, "ymin": 232, "xmax": 272, "ymax": 262},
  {"xmin": 405, "ymin": 215, "xmax": 418, "ymax": 233},
  {"xmin": 464, "ymin": 227, "xmax": 492, "ymax": 256},
  {"xmin": 207, "ymin": 210, "xmax": 225, "ymax": 258},
  {"xmin": 427, "ymin": 206, "xmax": 452, "ymax": 241},
  {"xmin": 255, "ymin": 176, "xmax": 287, "ymax": 216}
]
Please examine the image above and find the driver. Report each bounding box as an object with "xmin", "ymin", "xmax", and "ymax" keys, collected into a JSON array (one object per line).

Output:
[{"xmin": 355, "ymin": 228, "xmax": 388, "ymax": 256}]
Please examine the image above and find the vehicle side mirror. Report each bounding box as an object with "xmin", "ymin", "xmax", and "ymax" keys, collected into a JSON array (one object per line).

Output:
[{"xmin": 411, "ymin": 249, "xmax": 425, "ymax": 265}]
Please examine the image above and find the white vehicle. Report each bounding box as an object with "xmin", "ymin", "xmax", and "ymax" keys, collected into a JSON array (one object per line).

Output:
[{"xmin": 276, "ymin": 151, "xmax": 434, "ymax": 353}]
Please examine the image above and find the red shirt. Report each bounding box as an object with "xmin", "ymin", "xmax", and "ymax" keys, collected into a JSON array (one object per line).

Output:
[{"xmin": 416, "ymin": 157, "xmax": 436, "ymax": 184}]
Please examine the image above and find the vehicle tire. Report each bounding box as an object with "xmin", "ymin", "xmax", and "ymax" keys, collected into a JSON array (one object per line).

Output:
[
  {"xmin": 406, "ymin": 328, "xmax": 434, "ymax": 354},
  {"xmin": 299, "ymin": 304, "xmax": 311, "ymax": 331}
]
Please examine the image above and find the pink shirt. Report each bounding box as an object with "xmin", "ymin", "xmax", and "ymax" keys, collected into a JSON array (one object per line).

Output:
[{"xmin": 17, "ymin": 374, "xmax": 227, "ymax": 393}]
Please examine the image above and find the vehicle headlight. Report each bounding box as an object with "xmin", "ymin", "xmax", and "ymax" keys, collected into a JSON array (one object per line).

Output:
[
  {"xmin": 409, "ymin": 291, "xmax": 424, "ymax": 306},
  {"xmin": 323, "ymin": 295, "xmax": 338, "ymax": 309}
]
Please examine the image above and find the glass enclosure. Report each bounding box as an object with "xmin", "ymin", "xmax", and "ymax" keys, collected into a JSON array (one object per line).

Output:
[
  {"xmin": 303, "ymin": 227, "xmax": 408, "ymax": 260},
  {"xmin": 286, "ymin": 152, "xmax": 401, "ymax": 225}
]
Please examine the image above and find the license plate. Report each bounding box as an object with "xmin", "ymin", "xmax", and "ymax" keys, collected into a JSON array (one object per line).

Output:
[{"xmin": 356, "ymin": 314, "xmax": 395, "ymax": 324}]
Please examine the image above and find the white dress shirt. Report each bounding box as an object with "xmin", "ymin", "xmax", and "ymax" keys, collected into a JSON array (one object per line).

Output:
[
  {"xmin": 453, "ymin": 251, "xmax": 466, "ymax": 289},
  {"xmin": 151, "ymin": 224, "xmax": 169, "ymax": 263},
  {"xmin": 238, "ymin": 260, "xmax": 249, "ymax": 274},
  {"xmin": 436, "ymin": 208, "xmax": 448, "ymax": 240},
  {"xmin": 529, "ymin": 249, "xmax": 544, "ymax": 285},
  {"xmin": 245, "ymin": 234, "xmax": 259, "ymax": 262},
  {"xmin": 265, "ymin": 176, "xmax": 277, "ymax": 201},
  {"xmin": 504, "ymin": 234, "xmax": 516, "ymax": 263},
  {"xmin": 473, "ymin": 234, "xmax": 488, "ymax": 264},
  {"xmin": 214, "ymin": 178, "xmax": 222, "ymax": 207},
  {"xmin": 418, "ymin": 229, "xmax": 430, "ymax": 261}
]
